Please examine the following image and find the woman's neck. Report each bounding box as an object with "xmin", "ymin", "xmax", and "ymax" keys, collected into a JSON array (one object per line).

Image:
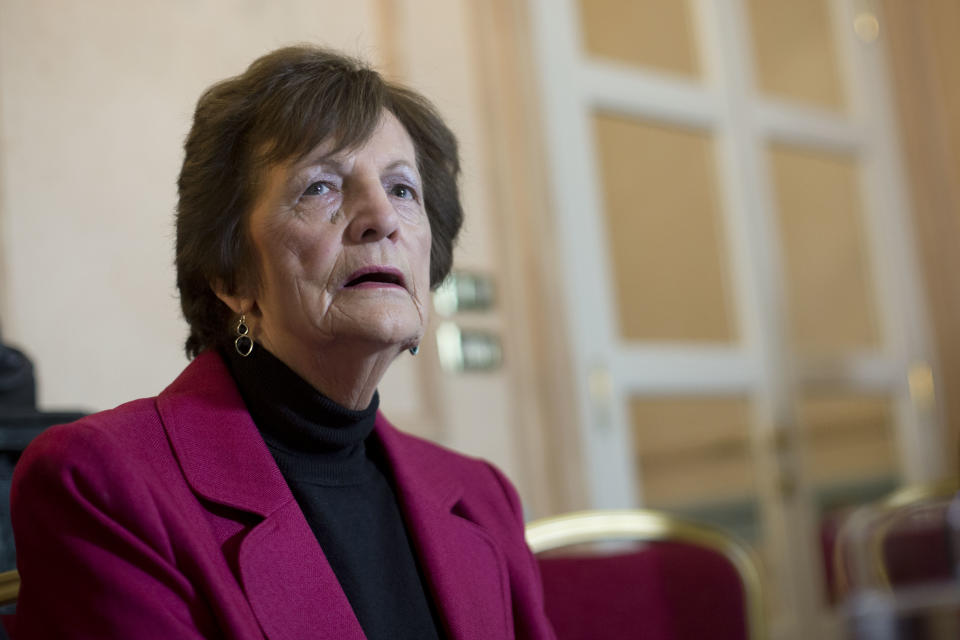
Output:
[{"xmin": 255, "ymin": 334, "xmax": 403, "ymax": 410}]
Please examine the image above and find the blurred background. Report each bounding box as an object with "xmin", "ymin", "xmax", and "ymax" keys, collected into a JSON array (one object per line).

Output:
[{"xmin": 0, "ymin": 0, "xmax": 958, "ymax": 637}]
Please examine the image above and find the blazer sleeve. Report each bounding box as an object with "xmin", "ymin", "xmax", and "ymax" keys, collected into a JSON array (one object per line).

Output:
[
  {"xmin": 483, "ymin": 462, "xmax": 557, "ymax": 640},
  {"xmin": 10, "ymin": 422, "xmax": 217, "ymax": 639}
]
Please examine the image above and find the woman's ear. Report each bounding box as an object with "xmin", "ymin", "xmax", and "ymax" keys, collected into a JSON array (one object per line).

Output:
[{"xmin": 211, "ymin": 280, "xmax": 254, "ymax": 316}]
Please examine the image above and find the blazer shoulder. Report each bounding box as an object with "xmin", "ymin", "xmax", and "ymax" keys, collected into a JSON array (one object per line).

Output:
[
  {"xmin": 13, "ymin": 397, "xmax": 169, "ymax": 507},
  {"xmin": 20, "ymin": 397, "xmax": 161, "ymax": 460}
]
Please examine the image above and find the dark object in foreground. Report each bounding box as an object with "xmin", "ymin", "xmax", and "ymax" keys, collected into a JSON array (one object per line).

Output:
[{"xmin": 0, "ymin": 340, "xmax": 85, "ymax": 572}]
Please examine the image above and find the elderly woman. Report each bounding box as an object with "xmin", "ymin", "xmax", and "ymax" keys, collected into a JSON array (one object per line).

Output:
[{"xmin": 10, "ymin": 46, "xmax": 555, "ymax": 640}]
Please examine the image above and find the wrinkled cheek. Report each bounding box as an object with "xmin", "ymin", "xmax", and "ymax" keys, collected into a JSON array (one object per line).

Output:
[{"xmin": 418, "ymin": 301, "xmax": 429, "ymax": 332}]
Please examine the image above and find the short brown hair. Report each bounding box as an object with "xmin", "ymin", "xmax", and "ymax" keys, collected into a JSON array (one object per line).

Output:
[{"xmin": 176, "ymin": 45, "xmax": 462, "ymax": 357}]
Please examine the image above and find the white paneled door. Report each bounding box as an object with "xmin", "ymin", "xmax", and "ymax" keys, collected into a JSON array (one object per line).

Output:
[{"xmin": 529, "ymin": 0, "xmax": 943, "ymax": 637}]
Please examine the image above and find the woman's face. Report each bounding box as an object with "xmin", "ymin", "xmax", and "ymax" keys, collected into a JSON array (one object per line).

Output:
[{"xmin": 241, "ymin": 110, "xmax": 432, "ymax": 362}]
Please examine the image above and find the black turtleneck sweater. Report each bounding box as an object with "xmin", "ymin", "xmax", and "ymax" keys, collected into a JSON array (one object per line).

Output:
[{"xmin": 222, "ymin": 347, "xmax": 444, "ymax": 640}]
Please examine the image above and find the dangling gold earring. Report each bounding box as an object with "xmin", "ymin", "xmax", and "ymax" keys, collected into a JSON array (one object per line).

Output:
[{"xmin": 234, "ymin": 313, "xmax": 253, "ymax": 357}]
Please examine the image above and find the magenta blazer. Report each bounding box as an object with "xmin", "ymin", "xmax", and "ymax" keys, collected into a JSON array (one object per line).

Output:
[{"xmin": 10, "ymin": 352, "xmax": 556, "ymax": 639}]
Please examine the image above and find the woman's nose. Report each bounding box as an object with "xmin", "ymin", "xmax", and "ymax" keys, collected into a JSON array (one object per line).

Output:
[{"xmin": 345, "ymin": 183, "xmax": 400, "ymax": 243}]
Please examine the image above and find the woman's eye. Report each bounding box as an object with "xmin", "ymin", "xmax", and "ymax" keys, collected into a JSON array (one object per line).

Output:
[
  {"xmin": 390, "ymin": 184, "xmax": 415, "ymax": 200},
  {"xmin": 302, "ymin": 181, "xmax": 332, "ymax": 197}
]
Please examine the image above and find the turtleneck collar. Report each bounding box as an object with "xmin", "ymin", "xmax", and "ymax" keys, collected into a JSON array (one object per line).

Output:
[{"xmin": 221, "ymin": 346, "xmax": 379, "ymax": 485}]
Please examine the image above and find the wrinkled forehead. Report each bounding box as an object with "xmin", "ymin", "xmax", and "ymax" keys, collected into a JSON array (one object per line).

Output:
[
  {"xmin": 290, "ymin": 111, "xmax": 419, "ymax": 170},
  {"xmin": 254, "ymin": 109, "xmax": 422, "ymax": 187}
]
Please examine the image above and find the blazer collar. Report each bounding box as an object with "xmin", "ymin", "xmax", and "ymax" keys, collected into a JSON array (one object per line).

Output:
[
  {"xmin": 157, "ymin": 352, "xmax": 367, "ymax": 639},
  {"xmin": 157, "ymin": 352, "xmax": 511, "ymax": 640},
  {"xmin": 157, "ymin": 351, "xmax": 290, "ymax": 517},
  {"xmin": 156, "ymin": 352, "xmax": 468, "ymax": 519}
]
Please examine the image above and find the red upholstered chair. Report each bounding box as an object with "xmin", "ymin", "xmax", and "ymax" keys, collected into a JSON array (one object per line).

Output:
[
  {"xmin": 831, "ymin": 481, "xmax": 960, "ymax": 636},
  {"xmin": 525, "ymin": 510, "xmax": 764, "ymax": 640},
  {"xmin": 834, "ymin": 480, "xmax": 960, "ymax": 597}
]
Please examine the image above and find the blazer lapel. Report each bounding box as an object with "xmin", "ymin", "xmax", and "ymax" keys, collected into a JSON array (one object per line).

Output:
[
  {"xmin": 376, "ymin": 417, "xmax": 513, "ymax": 640},
  {"xmin": 236, "ymin": 501, "xmax": 366, "ymax": 640},
  {"xmin": 157, "ymin": 352, "xmax": 366, "ymax": 640}
]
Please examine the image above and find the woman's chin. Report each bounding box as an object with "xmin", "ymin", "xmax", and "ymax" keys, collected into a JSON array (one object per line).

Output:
[
  {"xmin": 326, "ymin": 316, "xmax": 423, "ymax": 354},
  {"xmin": 324, "ymin": 294, "xmax": 424, "ymax": 347}
]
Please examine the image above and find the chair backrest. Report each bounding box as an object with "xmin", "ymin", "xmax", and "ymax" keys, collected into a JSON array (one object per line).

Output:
[
  {"xmin": 525, "ymin": 509, "xmax": 764, "ymax": 640},
  {"xmin": 834, "ymin": 479, "xmax": 960, "ymax": 597}
]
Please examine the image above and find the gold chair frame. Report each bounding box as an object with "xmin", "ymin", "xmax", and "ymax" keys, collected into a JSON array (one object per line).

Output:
[
  {"xmin": 525, "ymin": 509, "xmax": 765, "ymax": 640},
  {"xmin": 0, "ymin": 569, "xmax": 18, "ymax": 607}
]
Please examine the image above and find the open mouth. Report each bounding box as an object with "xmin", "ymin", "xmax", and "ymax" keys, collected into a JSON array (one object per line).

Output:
[{"xmin": 343, "ymin": 266, "xmax": 406, "ymax": 289}]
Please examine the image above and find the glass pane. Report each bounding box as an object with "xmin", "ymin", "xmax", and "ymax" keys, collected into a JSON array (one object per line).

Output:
[
  {"xmin": 746, "ymin": 0, "xmax": 846, "ymax": 110},
  {"xmin": 630, "ymin": 395, "xmax": 757, "ymax": 538},
  {"xmin": 630, "ymin": 393, "xmax": 789, "ymax": 619},
  {"xmin": 769, "ymin": 144, "xmax": 880, "ymax": 354},
  {"xmin": 593, "ymin": 113, "xmax": 736, "ymax": 343},
  {"xmin": 800, "ymin": 392, "xmax": 898, "ymax": 488},
  {"xmin": 577, "ymin": 0, "xmax": 700, "ymax": 77}
]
